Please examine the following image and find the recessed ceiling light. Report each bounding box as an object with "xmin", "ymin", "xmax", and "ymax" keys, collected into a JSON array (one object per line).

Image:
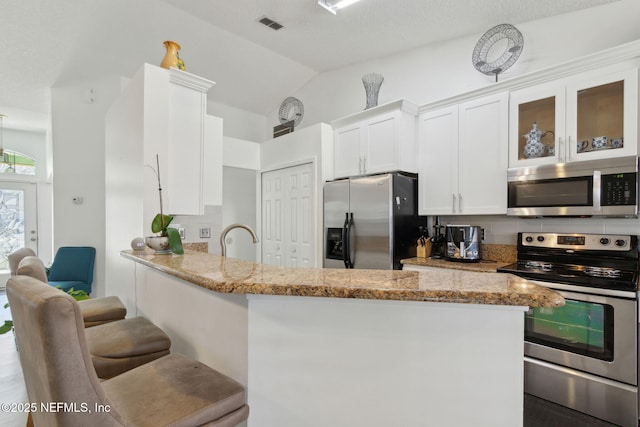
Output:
[{"xmin": 318, "ymin": 0, "xmax": 362, "ymax": 14}]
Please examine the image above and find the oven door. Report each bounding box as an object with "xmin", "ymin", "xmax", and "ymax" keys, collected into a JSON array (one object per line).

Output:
[{"xmin": 524, "ymin": 284, "xmax": 637, "ymax": 385}]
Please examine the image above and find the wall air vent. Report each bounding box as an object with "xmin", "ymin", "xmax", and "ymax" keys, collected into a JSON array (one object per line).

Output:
[{"xmin": 258, "ymin": 17, "xmax": 284, "ymax": 30}]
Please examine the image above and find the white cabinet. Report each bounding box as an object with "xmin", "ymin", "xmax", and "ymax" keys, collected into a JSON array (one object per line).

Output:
[
  {"xmin": 509, "ymin": 66, "xmax": 638, "ymax": 167},
  {"xmin": 332, "ymin": 100, "xmax": 418, "ymax": 178},
  {"xmin": 418, "ymin": 92, "xmax": 508, "ymax": 216},
  {"xmin": 106, "ymin": 63, "xmax": 217, "ymax": 237},
  {"xmin": 151, "ymin": 66, "xmax": 215, "ymax": 215}
]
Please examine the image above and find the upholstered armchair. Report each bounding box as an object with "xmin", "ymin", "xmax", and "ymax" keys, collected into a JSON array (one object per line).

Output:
[{"xmin": 48, "ymin": 246, "xmax": 96, "ymax": 294}]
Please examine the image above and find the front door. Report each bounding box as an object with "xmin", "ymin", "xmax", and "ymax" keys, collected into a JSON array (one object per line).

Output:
[{"xmin": 0, "ymin": 181, "xmax": 37, "ymax": 285}]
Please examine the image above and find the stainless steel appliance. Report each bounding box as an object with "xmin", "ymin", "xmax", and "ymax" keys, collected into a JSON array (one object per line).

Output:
[
  {"xmin": 507, "ymin": 155, "xmax": 639, "ymax": 217},
  {"xmin": 444, "ymin": 225, "xmax": 482, "ymax": 262},
  {"xmin": 323, "ymin": 173, "xmax": 423, "ymax": 270},
  {"xmin": 498, "ymin": 232, "xmax": 639, "ymax": 427}
]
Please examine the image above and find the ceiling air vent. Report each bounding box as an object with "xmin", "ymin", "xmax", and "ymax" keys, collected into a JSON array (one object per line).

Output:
[{"xmin": 258, "ymin": 16, "xmax": 284, "ymax": 31}]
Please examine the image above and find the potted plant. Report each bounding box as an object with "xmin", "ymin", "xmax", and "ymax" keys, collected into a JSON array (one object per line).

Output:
[{"xmin": 145, "ymin": 155, "xmax": 184, "ymax": 255}]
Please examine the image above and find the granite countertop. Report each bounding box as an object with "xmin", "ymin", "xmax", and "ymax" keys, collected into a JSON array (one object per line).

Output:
[
  {"xmin": 402, "ymin": 243, "xmax": 517, "ymax": 272},
  {"xmin": 121, "ymin": 249, "xmax": 563, "ymax": 308},
  {"xmin": 401, "ymin": 257, "xmax": 513, "ymax": 272}
]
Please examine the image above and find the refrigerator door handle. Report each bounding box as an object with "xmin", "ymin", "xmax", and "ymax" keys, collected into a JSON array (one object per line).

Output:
[
  {"xmin": 342, "ymin": 213, "xmax": 351, "ymax": 268},
  {"xmin": 346, "ymin": 213, "xmax": 354, "ymax": 268}
]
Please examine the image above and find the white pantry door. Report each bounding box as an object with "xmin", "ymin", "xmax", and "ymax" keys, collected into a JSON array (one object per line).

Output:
[{"xmin": 262, "ymin": 163, "xmax": 314, "ymax": 268}]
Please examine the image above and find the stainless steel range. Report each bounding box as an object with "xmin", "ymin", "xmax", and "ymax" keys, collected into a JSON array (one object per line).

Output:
[{"xmin": 498, "ymin": 232, "xmax": 639, "ymax": 427}]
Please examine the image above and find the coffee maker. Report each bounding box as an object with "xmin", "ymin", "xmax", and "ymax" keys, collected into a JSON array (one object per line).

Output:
[{"xmin": 444, "ymin": 225, "xmax": 482, "ymax": 262}]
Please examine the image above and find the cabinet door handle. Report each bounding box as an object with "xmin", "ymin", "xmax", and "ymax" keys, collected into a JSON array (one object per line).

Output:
[
  {"xmin": 558, "ymin": 137, "xmax": 565, "ymax": 162},
  {"xmin": 359, "ymin": 157, "xmax": 363, "ymax": 174},
  {"xmin": 452, "ymin": 194, "xmax": 457, "ymax": 213},
  {"xmin": 362, "ymin": 156, "xmax": 367, "ymax": 174},
  {"xmin": 458, "ymin": 193, "xmax": 463, "ymax": 213}
]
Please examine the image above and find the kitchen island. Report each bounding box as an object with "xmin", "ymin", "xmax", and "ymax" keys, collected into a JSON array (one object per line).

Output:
[{"xmin": 122, "ymin": 249, "xmax": 563, "ymax": 427}]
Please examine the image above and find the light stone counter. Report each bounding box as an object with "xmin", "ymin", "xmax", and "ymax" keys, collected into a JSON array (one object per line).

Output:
[
  {"xmin": 121, "ymin": 249, "xmax": 563, "ymax": 307},
  {"xmin": 121, "ymin": 249, "xmax": 562, "ymax": 427}
]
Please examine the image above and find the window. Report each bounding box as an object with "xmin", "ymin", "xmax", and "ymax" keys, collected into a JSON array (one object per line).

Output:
[{"xmin": 0, "ymin": 150, "xmax": 35, "ymax": 175}]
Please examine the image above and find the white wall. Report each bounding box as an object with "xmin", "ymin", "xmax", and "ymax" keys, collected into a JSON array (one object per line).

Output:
[
  {"xmin": 222, "ymin": 167, "xmax": 258, "ymax": 261},
  {"xmin": 52, "ymin": 75, "xmax": 123, "ymax": 297},
  {"xmin": 208, "ymin": 101, "xmax": 267, "ymax": 142},
  {"xmin": 267, "ymin": 0, "xmax": 640, "ymax": 130}
]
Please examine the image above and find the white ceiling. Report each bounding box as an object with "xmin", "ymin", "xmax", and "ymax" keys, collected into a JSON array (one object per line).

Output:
[
  {"xmin": 159, "ymin": 0, "xmax": 617, "ymax": 72},
  {"xmin": 0, "ymin": 0, "xmax": 618, "ymax": 129}
]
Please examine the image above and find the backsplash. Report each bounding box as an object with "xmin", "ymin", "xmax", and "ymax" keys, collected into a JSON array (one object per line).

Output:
[
  {"xmin": 482, "ymin": 244, "xmax": 516, "ymax": 263},
  {"xmin": 172, "ymin": 205, "xmax": 222, "ymax": 254},
  {"xmin": 439, "ymin": 215, "xmax": 640, "ymax": 245}
]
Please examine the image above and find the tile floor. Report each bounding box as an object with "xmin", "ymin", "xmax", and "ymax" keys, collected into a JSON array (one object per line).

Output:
[{"xmin": 0, "ymin": 290, "xmax": 28, "ymax": 427}]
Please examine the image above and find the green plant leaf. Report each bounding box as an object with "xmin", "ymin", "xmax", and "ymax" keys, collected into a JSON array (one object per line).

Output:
[
  {"xmin": 167, "ymin": 227, "xmax": 184, "ymax": 255},
  {"xmin": 151, "ymin": 213, "xmax": 174, "ymax": 234},
  {"xmin": 66, "ymin": 288, "xmax": 90, "ymax": 301},
  {"xmin": 3, "ymin": 302, "xmax": 8, "ymax": 309},
  {"xmin": 0, "ymin": 320, "xmax": 13, "ymax": 335}
]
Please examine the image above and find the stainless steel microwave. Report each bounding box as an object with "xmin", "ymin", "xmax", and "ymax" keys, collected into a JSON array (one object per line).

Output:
[{"xmin": 507, "ymin": 156, "xmax": 639, "ymax": 217}]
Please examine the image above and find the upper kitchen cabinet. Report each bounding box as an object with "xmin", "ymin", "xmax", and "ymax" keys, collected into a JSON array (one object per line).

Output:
[
  {"xmin": 331, "ymin": 100, "xmax": 418, "ymax": 179},
  {"xmin": 418, "ymin": 92, "xmax": 508, "ymax": 216},
  {"xmin": 510, "ymin": 66, "xmax": 638, "ymax": 167},
  {"xmin": 107, "ymin": 63, "xmax": 216, "ymax": 222},
  {"xmin": 153, "ymin": 66, "xmax": 216, "ymax": 215}
]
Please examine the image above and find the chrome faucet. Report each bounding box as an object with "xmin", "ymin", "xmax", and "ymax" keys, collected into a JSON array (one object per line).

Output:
[{"xmin": 219, "ymin": 223, "xmax": 259, "ymax": 256}]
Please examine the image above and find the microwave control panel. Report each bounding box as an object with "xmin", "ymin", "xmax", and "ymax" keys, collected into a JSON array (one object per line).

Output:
[{"xmin": 601, "ymin": 172, "xmax": 637, "ymax": 206}]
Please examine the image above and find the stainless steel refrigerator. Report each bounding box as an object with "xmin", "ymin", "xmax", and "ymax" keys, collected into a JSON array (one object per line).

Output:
[{"xmin": 323, "ymin": 173, "xmax": 424, "ymax": 270}]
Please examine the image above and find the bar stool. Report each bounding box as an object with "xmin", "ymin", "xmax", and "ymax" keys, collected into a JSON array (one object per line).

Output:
[
  {"xmin": 16, "ymin": 256, "xmax": 126, "ymax": 327},
  {"xmin": 7, "ymin": 275, "xmax": 249, "ymax": 427},
  {"xmin": 16, "ymin": 256, "xmax": 171, "ymax": 379},
  {"xmin": 7, "ymin": 247, "xmax": 36, "ymax": 275}
]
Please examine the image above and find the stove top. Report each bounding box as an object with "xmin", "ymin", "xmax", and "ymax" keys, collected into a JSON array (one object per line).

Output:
[
  {"xmin": 497, "ymin": 232, "xmax": 639, "ymax": 292},
  {"xmin": 498, "ymin": 261, "xmax": 638, "ymax": 291}
]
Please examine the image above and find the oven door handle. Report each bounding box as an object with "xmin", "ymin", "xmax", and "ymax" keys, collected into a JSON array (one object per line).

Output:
[{"xmin": 593, "ymin": 170, "xmax": 601, "ymax": 213}]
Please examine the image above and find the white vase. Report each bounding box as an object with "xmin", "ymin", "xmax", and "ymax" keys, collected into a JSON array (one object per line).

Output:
[
  {"xmin": 145, "ymin": 236, "xmax": 170, "ymax": 253},
  {"xmin": 362, "ymin": 73, "xmax": 384, "ymax": 110}
]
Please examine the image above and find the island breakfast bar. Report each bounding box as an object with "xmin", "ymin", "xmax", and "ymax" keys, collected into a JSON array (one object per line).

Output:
[{"xmin": 121, "ymin": 249, "xmax": 563, "ymax": 427}]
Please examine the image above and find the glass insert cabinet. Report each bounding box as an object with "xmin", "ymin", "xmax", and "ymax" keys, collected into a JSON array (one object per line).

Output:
[{"xmin": 509, "ymin": 66, "xmax": 638, "ymax": 167}]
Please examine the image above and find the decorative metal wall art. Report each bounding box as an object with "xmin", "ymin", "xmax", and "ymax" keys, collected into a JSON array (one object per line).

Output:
[{"xmin": 472, "ymin": 24, "xmax": 523, "ymax": 82}]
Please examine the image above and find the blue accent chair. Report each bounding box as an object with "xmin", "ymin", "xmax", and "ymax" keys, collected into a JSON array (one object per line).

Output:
[{"xmin": 47, "ymin": 246, "xmax": 96, "ymax": 294}]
